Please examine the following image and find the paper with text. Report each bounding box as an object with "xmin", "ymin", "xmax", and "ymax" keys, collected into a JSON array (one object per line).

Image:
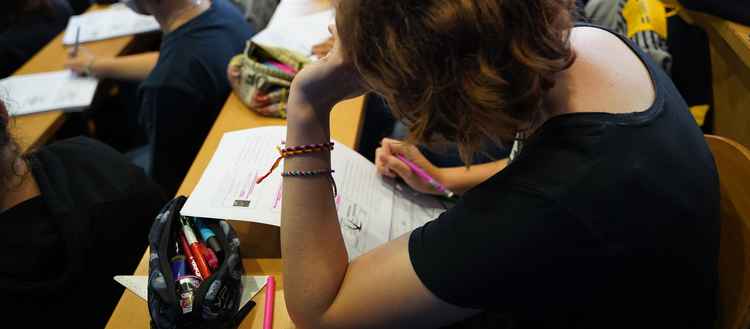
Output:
[
  {"xmin": 181, "ymin": 126, "xmax": 446, "ymax": 259},
  {"xmin": 63, "ymin": 4, "xmax": 159, "ymax": 45},
  {"xmin": 0, "ymin": 70, "xmax": 98, "ymax": 116},
  {"xmin": 252, "ymin": 8, "xmax": 334, "ymax": 56}
]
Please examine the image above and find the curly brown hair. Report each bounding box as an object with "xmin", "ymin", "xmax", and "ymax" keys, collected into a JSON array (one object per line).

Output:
[{"xmin": 336, "ymin": 0, "xmax": 577, "ymax": 164}]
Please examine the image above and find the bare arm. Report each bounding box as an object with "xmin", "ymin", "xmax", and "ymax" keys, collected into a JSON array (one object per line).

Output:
[
  {"xmin": 65, "ymin": 50, "xmax": 158, "ymax": 81},
  {"xmin": 281, "ymin": 27, "xmax": 476, "ymax": 329},
  {"xmin": 375, "ymin": 138, "xmax": 508, "ymax": 196}
]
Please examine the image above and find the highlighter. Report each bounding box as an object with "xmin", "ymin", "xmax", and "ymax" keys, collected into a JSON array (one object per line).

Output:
[
  {"xmin": 179, "ymin": 232, "xmax": 204, "ymax": 280},
  {"xmin": 181, "ymin": 217, "xmax": 212, "ymax": 278},
  {"xmin": 198, "ymin": 242, "xmax": 219, "ymax": 270}
]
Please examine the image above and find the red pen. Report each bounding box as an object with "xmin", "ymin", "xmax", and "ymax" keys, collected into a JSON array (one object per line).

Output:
[
  {"xmin": 179, "ymin": 233, "xmax": 204, "ymax": 280},
  {"xmin": 181, "ymin": 217, "xmax": 212, "ymax": 278}
]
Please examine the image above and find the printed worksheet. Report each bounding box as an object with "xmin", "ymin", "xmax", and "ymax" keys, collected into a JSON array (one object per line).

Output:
[
  {"xmin": 62, "ymin": 4, "xmax": 159, "ymax": 45},
  {"xmin": 252, "ymin": 9, "xmax": 334, "ymax": 56},
  {"xmin": 181, "ymin": 126, "xmax": 445, "ymax": 259},
  {"xmin": 0, "ymin": 70, "xmax": 98, "ymax": 116}
]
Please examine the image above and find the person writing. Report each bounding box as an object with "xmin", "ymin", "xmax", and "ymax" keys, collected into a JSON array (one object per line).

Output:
[
  {"xmin": 278, "ymin": 0, "xmax": 719, "ymax": 328},
  {"xmin": 70, "ymin": 0, "xmax": 254, "ymax": 195}
]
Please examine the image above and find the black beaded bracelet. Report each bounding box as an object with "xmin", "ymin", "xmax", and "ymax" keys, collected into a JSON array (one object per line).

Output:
[
  {"xmin": 281, "ymin": 169, "xmax": 335, "ymax": 177},
  {"xmin": 281, "ymin": 169, "xmax": 338, "ymax": 196}
]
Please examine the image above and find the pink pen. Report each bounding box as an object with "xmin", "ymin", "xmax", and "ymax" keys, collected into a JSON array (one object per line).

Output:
[
  {"xmin": 263, "ymin": 276, "xmax": 276, "ymax": 329},
  {"xmin": 396, "ymin": 154, "xmax": 454, "ymax": 198}
]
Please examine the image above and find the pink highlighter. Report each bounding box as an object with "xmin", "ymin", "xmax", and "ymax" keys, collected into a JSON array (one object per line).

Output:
[
  {"xmin": 263, "ymin": 276, "xmax": 276, "ymax": 329},
  {"xmin": 396, "ymin": 154, "xmax": 454, "ymax": 198}
]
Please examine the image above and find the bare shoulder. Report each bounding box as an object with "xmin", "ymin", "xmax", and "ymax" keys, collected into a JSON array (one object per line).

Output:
[{"xmin": 557, "ymin": 26, "xmax": 656, "ymax": 115}]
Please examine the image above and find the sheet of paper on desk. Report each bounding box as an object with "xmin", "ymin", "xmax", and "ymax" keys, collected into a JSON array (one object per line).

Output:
[
  {"xmin": 62, "ymin": 4, "xmax": 159, "ymax": 45},
  {"xmin": 252, "ymin": 9, "xmax": 334, "ymax": 56},
  {"xmin": 180, "ymin": 126, "xmax": 446, "ymax": 259},
  {"xmin": 114, "ymin": 275, "xmax": 267, "ymax": 308},
  {"xmin": 0, "ymin": 70, "xmax": 98, "ymax": 116}
]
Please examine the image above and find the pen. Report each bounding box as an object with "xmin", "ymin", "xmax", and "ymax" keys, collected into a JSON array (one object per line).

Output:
[
  {"xmin": 181, "ymin": 217, "xmax": 212, "ymax": 278},
  {"xmin": 194, "ymin": 218, "xmax": 224, "ymax": 259},
  {"xmin": 395, "ymin": 154, "xmax": 454, "ymax": 198},
  {"xmin": 263, "ymin": 276, "xmax": 276, "ymax": 329},
  {"xmin": 179, "ymin": 232, "xmax": 204, "ymax": 280},
  {"xmin": 72, "ymin": 26, "xmax": 81, "ymax": 57}
]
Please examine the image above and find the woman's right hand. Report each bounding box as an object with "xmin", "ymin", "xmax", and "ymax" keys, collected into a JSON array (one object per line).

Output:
[
  {"xmin": 375, "ymin": 138, "xmax": 446, "ymax": 195},
  {"xmin": 64, "ymin": 47, "xmax": 96, "ymax": 76}
]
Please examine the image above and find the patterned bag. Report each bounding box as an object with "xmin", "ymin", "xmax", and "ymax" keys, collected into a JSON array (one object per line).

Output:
[
  {"xmin": 228, "ymin": 41, "xmax": 310, "ymax": 119},
  {"xmin": 585, "ymin": 0, "xmax": 676, "ymax": 73},
  {"xmin": 148, "ymin": 196, "xmax": 250, "ymax": 329}
]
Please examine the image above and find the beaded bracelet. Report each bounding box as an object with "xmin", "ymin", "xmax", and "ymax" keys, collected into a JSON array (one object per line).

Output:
[
  {"xmin": 281, "ymin": 169, "xmax": 338, "ymax": 196},
  {"xmin": 256, "ymin": 142, "xmax": 335, "ymax": 184}
]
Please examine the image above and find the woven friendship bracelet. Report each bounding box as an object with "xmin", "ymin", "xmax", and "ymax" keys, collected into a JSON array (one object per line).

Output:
[
  {"xmin": 281, "ymin": 169, "xmax": 338, "ymax": 196},
  {"xmin": 256, "ymin": 141, "xmax": 335, "ymax": 184}
]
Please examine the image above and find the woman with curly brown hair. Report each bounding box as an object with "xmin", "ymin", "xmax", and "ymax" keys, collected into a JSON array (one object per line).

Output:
[{"xmin": 279, "ymin": 0, "xmax": 719, "ymax": 328}]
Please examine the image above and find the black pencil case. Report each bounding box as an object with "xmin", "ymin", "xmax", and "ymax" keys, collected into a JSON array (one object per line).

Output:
[{"xmin": 147, "ymin": 196, "xmax": 251, "ymax": 329}]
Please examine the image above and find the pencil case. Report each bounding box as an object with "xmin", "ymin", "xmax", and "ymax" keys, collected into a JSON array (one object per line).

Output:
[
  {"xmin": 228, "ymin": 41, "xmax": 310, "ymax": 119},
  {"xmin": 147, "ymin": 196, "xmax": 250, "ymax": 329}
]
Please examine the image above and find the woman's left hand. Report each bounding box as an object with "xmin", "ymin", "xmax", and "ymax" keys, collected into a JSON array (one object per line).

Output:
[{"xmin": 289, "ymin": 25, "xmax": 366, "ymax": 118}]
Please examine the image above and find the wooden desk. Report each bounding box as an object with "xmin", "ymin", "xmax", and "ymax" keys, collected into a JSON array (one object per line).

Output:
[
  {"xmin": 11, "ymin": 5, "xmax": 144, "ymax": 153},
  {"xmin": 106, "ymin": 93, "xmax": 365, "ymax": 329},
  {"xmin": 677, "ymin": 7, "xmax": 750, "ymax": 148}
]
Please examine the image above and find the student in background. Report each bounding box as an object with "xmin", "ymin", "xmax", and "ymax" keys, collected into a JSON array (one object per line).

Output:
[
  {"xmin": 0, "ymin": 98, "xmax": 165, "ymax": 327},
  {"xmin": 72, "ymin": 0, "xmax": 254, "ymax": 195},
  {"xmin": 279, "ymin": 1, "xmax": 719, "ymax": 328},
  {"xmin": 0, "ymin": 0, "xmax": 72, "ymax": 78}
]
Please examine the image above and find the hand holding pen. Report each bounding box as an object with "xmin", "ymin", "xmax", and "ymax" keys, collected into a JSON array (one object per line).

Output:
[
  {"xmin": 64, "ymin": 27, "xmax": 97, "ymax": 76},
  {"xmin": 375, "ymin": 138, "xmax": 454, "ymax": 198}
]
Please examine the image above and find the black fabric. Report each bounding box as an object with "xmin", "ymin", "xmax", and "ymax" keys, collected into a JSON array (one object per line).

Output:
[
  {"xmin": 680, "ymin": 0, "xmax": 750, "ymax": 26},
  {"xmin": 138, "ymin": 0, "xmax": 254, "ymax": 195},
  {"xmin": 409, "ymin": 24, "xmax": 719, "ymax": 329},
  {"xmin": 0, "ymin": 137, "xmax": 166, "ymax": 328},
  {"xmin": 0, "ymin": 0, "xmax": 72, "ymax": 78}
]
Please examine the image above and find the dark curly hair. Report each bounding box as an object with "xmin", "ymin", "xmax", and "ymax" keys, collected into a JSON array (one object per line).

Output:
[
  {"xmin": 336, "ymin": 0, "xmax": 577, "ymax": 164},
  {"xmin": 0, "ymin": 99, "xmax": 24, "ymax": 191}
]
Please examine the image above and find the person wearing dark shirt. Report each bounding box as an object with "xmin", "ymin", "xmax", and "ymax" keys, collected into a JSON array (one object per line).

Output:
[
  {"xmin": 0, "ymin": 0, "xmax": 72, "ymax": 78},
  {"xmin": 116, "ymin": 0, "xmax": 253, "ymax": 195},
  {"xmin": 0, "ymin": 100, "xmax": 166, "ymax": 327},
  {"xmin": 275, "ymin": 1, "xmax": 719, "ymax": 328}
]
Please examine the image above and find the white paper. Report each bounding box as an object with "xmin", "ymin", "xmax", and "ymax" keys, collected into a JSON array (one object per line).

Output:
[
  {"xmin": 114, "ymin": 275, "xmax": 267, "ymax": 308},
  {"xmin": 252, "ymin": 8, "xmax": 334, "ymax": 56},
  {"xmin": 0, "ymin": 70, "xmax": 98, "ymax": 116},
  {"xmin": 181, "ymin": 126, "xmax": 446, "ymax": 259},
  {"xmin": 62, "ymin": 5, "xmax": 159, "ymax": 45}
]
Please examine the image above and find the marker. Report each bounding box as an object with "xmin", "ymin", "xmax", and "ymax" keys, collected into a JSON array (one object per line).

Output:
[
  {"xmin": 263, "ymin": 276, "xmax": 276, "ymax": 329},
  {"xmin": 179, "ymin": 232, "xmax": 203, "ymax": 280},
  {"xmin": 194, "ymin": 218, "xmax": 224, "ymax": 259},
  {"xmin": 170, "ymin": 255, "xmax": 187, "ymax": 281},
  {"xmin": 72, "ymin": 26, "xmax": 81, "ymax": 57},
  {"xmin": 181, "ymin": 217, "xmax": 212, "ymax": 278},
  {"xmin": 395, "ymin": 154, "xmax": 454, "ymax": 198},
  {"xmin": 197, "ymin": 241, "xmax": 219, "ymax": 270}
]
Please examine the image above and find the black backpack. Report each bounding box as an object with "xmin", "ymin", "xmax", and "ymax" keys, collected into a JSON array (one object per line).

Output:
[{"xmin": 147, "ymin": 196, "xmax": 252, "ymax": 329}]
